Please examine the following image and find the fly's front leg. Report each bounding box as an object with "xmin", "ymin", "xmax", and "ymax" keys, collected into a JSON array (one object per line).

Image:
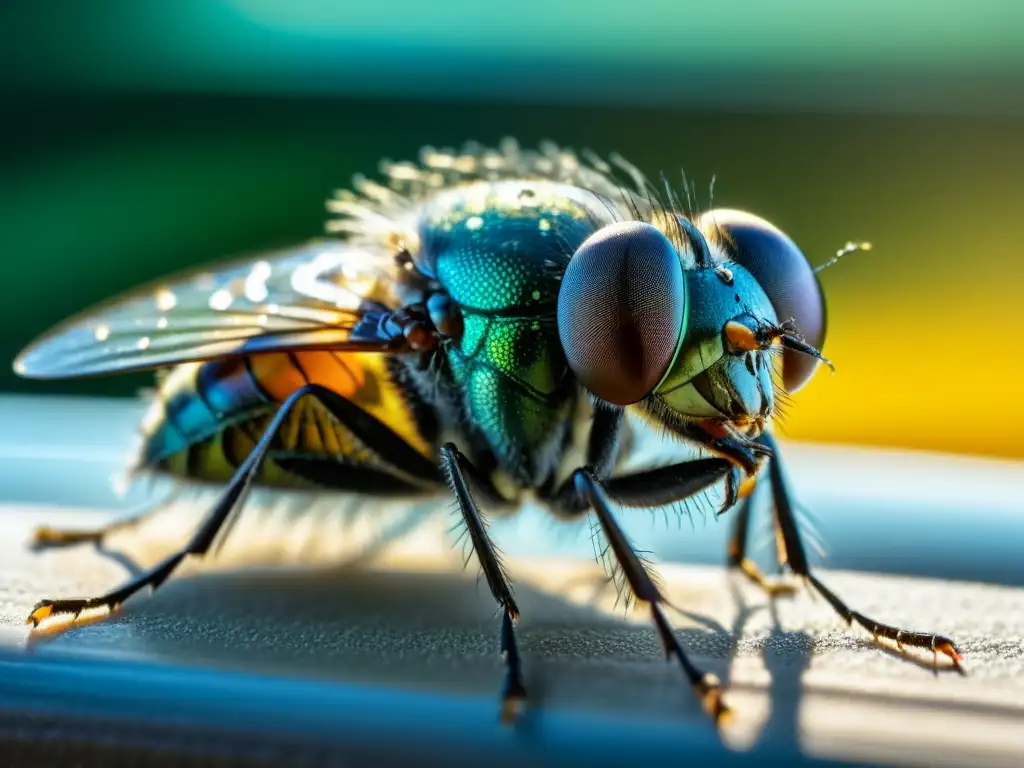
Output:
[
  {"xmin": 683, "ymin": 419, "xmax": 771, "ymax": 514},
  {"xmin": 679, "ymin": 420, "xmax": 796, "ymax": 597},
  {"xmin": 759, "ymin": 433, "xmax": 962, "ymax": 667},
  {"xmin": 552, "ymin": 407, "xmax": 789, "ymax": 598},
  {"xmin": 440, "ymin": 444, "xmax": 526, "ymax": 723},
  {"xmin": 726, "ymin": 491, "xmax": 797, "ymax": 598},
  {"xmin": 548, "ymin": 457, "xmax": 737, "ymax": 725},
  {"xmin": 566, "ymin": 466, "xmax": 733, "ymax": 724}
]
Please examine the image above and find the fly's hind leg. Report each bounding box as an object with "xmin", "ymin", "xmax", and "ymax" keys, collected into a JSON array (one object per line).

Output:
[
  {"xmin": 27, "ymin": 383, "xmax": 443, "ymax": 630},
  {"xmin": 31, "ymin": 485, "xmax": 182, "ymax": 550},
  {"xmin": 440, "ymin": 444, "xmax": 526, "ymax": 723},
  {"xmin": 758, "ymin": 433, "xmax": 962, "ymax": 667}
]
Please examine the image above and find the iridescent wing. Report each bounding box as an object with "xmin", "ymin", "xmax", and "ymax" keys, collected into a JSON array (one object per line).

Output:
[{"xmin": 15, "ymin": 240, "xmax": 405, "ymax": 379}]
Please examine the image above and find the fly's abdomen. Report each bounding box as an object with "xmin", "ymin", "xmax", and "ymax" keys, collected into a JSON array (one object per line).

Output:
[{"xmin": 137, "ymin": 351, "xmax": 435, "ymax": 487}]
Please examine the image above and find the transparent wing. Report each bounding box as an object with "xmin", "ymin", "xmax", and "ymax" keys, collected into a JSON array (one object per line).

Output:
[{"xmin": 15, "ymin": 240, "xmax": 404, "ymax": 379}]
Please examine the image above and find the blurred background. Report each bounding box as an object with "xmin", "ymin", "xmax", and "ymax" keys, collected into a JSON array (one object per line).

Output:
[{"xmin": 2, "ymin": 0, "xmax": 1023, "ymax": 460}]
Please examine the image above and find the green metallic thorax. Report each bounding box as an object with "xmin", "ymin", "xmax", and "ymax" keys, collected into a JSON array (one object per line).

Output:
[{"xmin": 414, "ymin": 180, "xmax": 618, "ymax": 485}]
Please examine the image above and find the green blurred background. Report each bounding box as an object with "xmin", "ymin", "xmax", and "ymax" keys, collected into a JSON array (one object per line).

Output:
[{"xmin": 2, "ymin": 1, "xmax": 1023, "ymax": 459}]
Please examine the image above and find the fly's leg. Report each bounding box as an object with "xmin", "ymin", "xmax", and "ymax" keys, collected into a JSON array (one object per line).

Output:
[
  {"xmin": 565, "ymin": 466, "xmax": 733, "ymax": 724},
  {"xmin": 584, "ymin": 404, "xmax": 624, "ymax": 478},
  {"xmin": 562, "ymin": 413, "xmax": 788, "ymax": 598},
  {"xmin": 547, "ymin": 452, "xmax": 738, "ymax": 724},
  {"xmin": 549, "ymin": 404, "xmax": 737, "ymax": 514},
  {"xmin": 726, "ymin": 491, "xmax": 797, "ymax": 598},
  {"xmin": 680, "ymin": 418, "xmax": 773, "ymax": 513},
  {"xmin": 758, "ymin": 433, "xmax": 962, "ymax": 667},
  {"xmin": 28, "ymin": 386, "xmax": 323, "ymax": 627},
  {"xmin": 31, "ymin": 486, "xmax": 182, "ymax": 550},
  {"xmin": 638, "ymin": 418, "xmax": 795, "ymax": 597},
  {"xmin": 28, "ymin": 383, "xmax": 442, "ymax": 629},
  {"xmin": 440, "ymin": 444, "xmax": 525, "ymax": 724}
]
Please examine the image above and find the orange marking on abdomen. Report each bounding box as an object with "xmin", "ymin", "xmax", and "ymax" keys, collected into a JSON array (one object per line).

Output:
[{"xmin": 250, "ymin": 351, "xmax": 364, "ymax": 402}]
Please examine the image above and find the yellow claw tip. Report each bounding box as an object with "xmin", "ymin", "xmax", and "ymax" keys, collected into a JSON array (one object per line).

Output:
[
  {"xmin": 27, "ymin": 604, "xmax": 53, "ymax": 626},
  {"xmin": 31, "ymin": 526, "xmax": 56, "ymax": 544},
  {"xmin": 697, "ymin": 677, "xmax": 731, "ymax": 725},
  {"xmin": 936, "ymin": 640, "xmax": 963, "ymax": 665},
  {"xmin": 499, "ymin": 695, "xmax": 525, "ymax": 726},
  {"xmin": 706, "ymin": 693, "xmax": 732, "ymax": 726},
  {"xmin": 29, "ymin": 526, "xmax": 101, "ymax": 547}
]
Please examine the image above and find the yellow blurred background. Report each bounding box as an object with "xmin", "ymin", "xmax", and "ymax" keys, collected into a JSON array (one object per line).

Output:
[{"xmin": 2, "ymin": 2, "xmax": 1022, "ymax": 460}]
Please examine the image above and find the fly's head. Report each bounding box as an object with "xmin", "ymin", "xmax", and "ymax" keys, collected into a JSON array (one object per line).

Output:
[
  {"xmin": 556, "ymin": 212, "xmax": 831, "ymax": 441},
  {"xmin": 651, "ymin": 264, "xmax": 780, "ymax": 438}
]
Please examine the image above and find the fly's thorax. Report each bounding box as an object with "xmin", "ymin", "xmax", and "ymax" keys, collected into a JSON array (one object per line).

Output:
[
  {"xmin": 412, "ymin": 179, "xmax": 620, "ymax": 310},
  {"xmin": 651, "ymin": 264, "xmax": 779, "ymax": 424},
  {"xmin": 416, "ymin": 179, "xmax": 619, "ymax": 239},
  {"xmin": 409, "ymin": 180, "xmax": 614, "ymax": 488},
  {"xmin": 442, "ymin": 313, "xmax": 577, "ymax": 487}
]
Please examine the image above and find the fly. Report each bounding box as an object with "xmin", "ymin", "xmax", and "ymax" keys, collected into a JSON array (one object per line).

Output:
[{"xmin": 14, "ymin": 138, "xmax": 959, "ymax": 726}]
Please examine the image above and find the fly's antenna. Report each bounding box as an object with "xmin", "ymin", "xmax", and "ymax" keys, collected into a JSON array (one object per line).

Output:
[
  {"xmin": 814, "ymin": 241, "xmax": 872, "ymax": 275},
  {"xmin": 741, "ymin": 318, "xmax": 837, "ymax": 373},
  {"xmin": 778, "ymin": 333, "xmax": 835, "ymax": 373}
]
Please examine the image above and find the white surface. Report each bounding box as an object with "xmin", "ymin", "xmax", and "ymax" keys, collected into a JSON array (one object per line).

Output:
[
  {"xmin": 0, "ymin": 394, "xmax": 1022, "ymax": 766},
  {"xmin": 0, "ymin": 504, "xmax": 1023, "ymax": 767}
]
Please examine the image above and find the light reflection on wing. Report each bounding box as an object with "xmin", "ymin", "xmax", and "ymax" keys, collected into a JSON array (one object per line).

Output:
[{"xmin": 15, "ymin": 240, "xmax": 402, "ymax": 379}]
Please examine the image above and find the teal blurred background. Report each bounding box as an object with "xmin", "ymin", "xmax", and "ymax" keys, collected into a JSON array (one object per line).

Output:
[{"xmin": 2, "ymin": 1, "xmax": 1023, "ymax": 459}]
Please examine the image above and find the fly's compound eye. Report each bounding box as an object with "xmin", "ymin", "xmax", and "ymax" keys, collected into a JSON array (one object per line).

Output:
[
  {"xmin": 557, "ymin": 221, "xmax": 686, "ymax": 405},
  {"xmin": 699, "ymin": 209, "xmax": 825, "ymax": 393}
]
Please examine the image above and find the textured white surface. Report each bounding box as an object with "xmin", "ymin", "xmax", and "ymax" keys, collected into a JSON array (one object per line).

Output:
[
  {"xmin": 1, "ymin": 395, "xmax": 1023, "ymax": 766},
  {"xmin": 0, "ymin": 501, "xmax": 1022, "ymax": 767}
]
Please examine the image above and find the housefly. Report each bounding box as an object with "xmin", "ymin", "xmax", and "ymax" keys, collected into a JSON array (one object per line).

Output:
[{"xmin": 14, "ymin": 139, "xmax": 959, "ymax": 725}]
